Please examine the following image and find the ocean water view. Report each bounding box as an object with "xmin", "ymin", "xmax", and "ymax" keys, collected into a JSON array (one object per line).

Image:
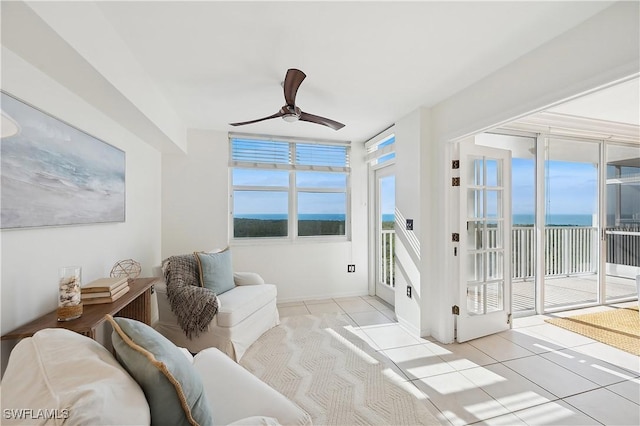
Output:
[
  {"xmin": 237, "ymin": 213, "xmax": 597, "ymax": 226},
  {"xmin": 514, "ymin": 214, "xmax": 594, "ymax": 226}
]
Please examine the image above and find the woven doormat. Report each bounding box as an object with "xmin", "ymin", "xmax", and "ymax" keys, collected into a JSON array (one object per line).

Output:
[{"xmin": 545, "ymin": 306, "xmax": 639, "ymax": 356}]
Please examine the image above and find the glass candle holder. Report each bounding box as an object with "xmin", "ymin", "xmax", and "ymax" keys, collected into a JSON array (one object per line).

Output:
[{"xmin": 57, "ymin": 266, "xmax": 83, "ymax": 321}]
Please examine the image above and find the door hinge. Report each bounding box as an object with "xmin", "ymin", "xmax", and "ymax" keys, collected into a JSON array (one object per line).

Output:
[
  {"xmin": 452, "ymin": 177, "xmax": 460, "ymax": 187},
  {"xmin": 452, "ymin": 160, "xmax": 460, "ymax": 169},
  {"xmin": 507, "ymin": 313, "xmax": 512, "ymax": 324},
  {"xmin": 452, "ymin": 305, "xmax": 460, "ymax": 315}
]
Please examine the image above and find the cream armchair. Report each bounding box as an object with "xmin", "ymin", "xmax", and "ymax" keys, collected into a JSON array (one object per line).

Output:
[{"xmin": 154, "ymin": 257, "xmax": 279, "ymax": 361}]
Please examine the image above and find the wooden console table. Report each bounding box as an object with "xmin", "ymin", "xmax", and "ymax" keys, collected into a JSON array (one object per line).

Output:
[{"xmin": 1, "ymin": 277, "xmax": 159, "ymax": 341}]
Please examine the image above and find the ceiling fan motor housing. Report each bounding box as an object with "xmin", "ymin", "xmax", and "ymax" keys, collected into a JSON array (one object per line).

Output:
[{"xmin": 281, "ymin": 105, "xmax": 301, "ymax": 122}]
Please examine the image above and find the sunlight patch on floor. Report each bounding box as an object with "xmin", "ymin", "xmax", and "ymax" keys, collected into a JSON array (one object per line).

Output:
[
  {"xmin": 495, "ymin": 391, "xmax": 552, "ymax": 409},
  {"xmin": 591, "ymin": 363, "xmax": 636, "ymax": 380},
  {"xmin": 514, "ymin": 401, "xmax": 584, "ymax": 424},
  {"xmin": 324, "ymin": 326, "xmax": 379, "ymax": 365}
]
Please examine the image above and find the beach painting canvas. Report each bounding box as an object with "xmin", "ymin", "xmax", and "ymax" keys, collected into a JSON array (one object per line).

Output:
[{"xmin": 1, "ymin": 92, "xmax": 125, "ymax": 229}]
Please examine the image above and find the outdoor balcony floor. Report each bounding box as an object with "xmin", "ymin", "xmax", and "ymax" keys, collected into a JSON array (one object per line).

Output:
[{"xmin": 513, "ymin": 275, "xmax": 638, "ymax": 312}]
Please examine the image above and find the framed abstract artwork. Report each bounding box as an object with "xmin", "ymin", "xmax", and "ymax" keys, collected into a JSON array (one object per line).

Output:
[{"xmin": 1, "ymin": 91, "xmax": 125, "ymax": 229}]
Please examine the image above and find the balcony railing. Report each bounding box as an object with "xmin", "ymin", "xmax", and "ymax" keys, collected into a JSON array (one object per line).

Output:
[
  {"xmin": 512, "ymin": 226, "xmax": 599, "ymax": 280},
  {"xmin": 379, "ymin": 225, "xmax": 639, "ymax": 289},
  {"xmin": 381, "ymin": 229, "xmax": 395, "ymax": 287}
]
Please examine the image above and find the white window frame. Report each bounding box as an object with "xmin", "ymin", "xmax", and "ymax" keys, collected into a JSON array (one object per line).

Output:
[{"xmin": 229, "ymin": 133, "xmax": 351, "ymax": 242}]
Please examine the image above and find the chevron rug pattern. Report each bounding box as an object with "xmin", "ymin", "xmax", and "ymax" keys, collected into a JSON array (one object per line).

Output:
[{"xmin": 240, "ymin": 314, "xmax": 441, "ymax": 425}]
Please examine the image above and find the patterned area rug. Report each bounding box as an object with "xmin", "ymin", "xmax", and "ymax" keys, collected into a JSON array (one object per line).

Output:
[
  {"xmin": 546, "ymin": 306, "xmax": 640, "ymax": 356},
  {"xmin": 240, "ymin": 314, "xmax": 441, "ymax": 425}
]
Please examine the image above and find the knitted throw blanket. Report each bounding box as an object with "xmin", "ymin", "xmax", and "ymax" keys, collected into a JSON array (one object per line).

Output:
[{"xmin": 162, "ymin": 254, "xmax": 219, "ymax": 338}]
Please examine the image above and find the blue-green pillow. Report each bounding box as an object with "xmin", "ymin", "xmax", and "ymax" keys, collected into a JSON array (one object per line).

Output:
[
  {"xmin": 194, "ymin": 250, "xmax": 235, "ymax": 295},
  {"xmin": 107, "ymin": 315, "xmax": 213, "ymax": 426}
]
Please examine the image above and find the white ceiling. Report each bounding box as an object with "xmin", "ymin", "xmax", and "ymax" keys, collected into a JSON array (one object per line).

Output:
[{"xmin": 87, "ymin": 0, "xmax": 628, "ymax": 143}]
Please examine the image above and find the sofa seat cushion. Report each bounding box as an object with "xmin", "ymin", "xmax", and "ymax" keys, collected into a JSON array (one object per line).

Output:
[
  {"xmin": 216, "ymin": 284, "xmax": 277, "ymax": 328},
  {"xmin": 0, "ymin": 328, "xmax": 150, "ymax": 426},
  {"xmin": 194, "ymin": 347, "xmax": 312, "ymax": 426}
]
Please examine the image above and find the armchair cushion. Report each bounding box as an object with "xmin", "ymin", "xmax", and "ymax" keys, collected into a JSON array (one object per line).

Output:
[
  {"xmin": 217, "ymin": 284, "xmax": 278, "ymax": 328},
  {"xmin": 234, "ymin": 272, "xmax": 266, "ymax": 286},
  {"xmin": 107, "ymin": 315, "xmax": 213, "ymax": 426},
  {"xmin": 195, "ymin": 249, "xmax": 235, "ymax": 295}
]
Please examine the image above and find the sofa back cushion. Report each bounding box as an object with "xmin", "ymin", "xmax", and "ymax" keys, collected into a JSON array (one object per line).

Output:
[
  {"xmin": 107, "ymin": 315, "xmax": 213, "ymax": 426},
  {"xmin": 0, "ymin": 328, "xmax": 150, "ymax": 425}
]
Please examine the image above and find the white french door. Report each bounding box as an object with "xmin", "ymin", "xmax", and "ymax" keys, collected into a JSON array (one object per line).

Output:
[
  {"xmin": 375, "ymin": 165, "xmax": 395, "ymax": 306},
  {"xmin": 457, "ymin": 141, "xmax": 512, "ymax": 342}
]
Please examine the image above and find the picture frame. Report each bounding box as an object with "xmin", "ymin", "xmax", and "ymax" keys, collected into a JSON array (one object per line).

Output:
[{"xmin": 1, "ymin": 91, "xmax": 126, "ymax": 229}]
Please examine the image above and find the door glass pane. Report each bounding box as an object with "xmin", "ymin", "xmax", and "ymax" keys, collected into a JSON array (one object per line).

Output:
[
  {"xmin": 467, "ymin": 282, "xmax": 504, "ymax": 315},
  {"xmin": 468, "ymin": 253, "xmax": 484, "ymax": 282},
  {"xmin": 486, "ymin": 190, "xmax": 502, "ymax": 219},
  {"xmin": 468, "ymin": 190, "xmax": 483, "ymax": 218},
  {"xmin": 379, "ymin": 175, "xmax": 396, "ymax": 287},
  {"xmin": 485, "ymin": 282, "xmax": 504, "ymax": 312},
  {"xmin": 486, "ymin": 251, "xmax": 504, "ymax": 280},
  {"xmin": 605, "ymin": 144, "xmax": 639, "ymax": 301},
  {"xmin": 468, "ymin": 221, "xmax": 484, "ymax": 249},
  {"xmin": 486, "ymin": 221, "xmax": 502, "ymax": 249},
  {"xmin": 467, "ymin": 284, "xmax": 483, "ymax": 314},
  {"xmin": 544, "ymin": 138, "xmax": 599, "ymax": 309},
  {"xmin": 486, "ymin": 159, "xmax": 499, "ymax": 187},
  {"xmin": 469, "ymin": 157, "xmax": 483, "ymax": 186}
]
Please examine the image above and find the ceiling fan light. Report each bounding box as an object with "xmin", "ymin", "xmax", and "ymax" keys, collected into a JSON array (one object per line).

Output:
[{"xmin": 282, "ymin": 113, "xmax": 299, "ymax": 123}]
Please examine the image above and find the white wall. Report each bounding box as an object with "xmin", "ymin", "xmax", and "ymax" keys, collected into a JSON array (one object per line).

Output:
[
  {"xmin": 162, "ymin": 130, "xmax": 369, "ymax": 302},
  {"xmin": 161, "ymin": 130, "xmax": 231, "ymax": 256},
  {"xmin": 392, "ymin": 108, "xmax": 424, "ymax": 335},
  {"xmin": 0, "ymin": 48, "xmax": 162, "ymax": 374}
]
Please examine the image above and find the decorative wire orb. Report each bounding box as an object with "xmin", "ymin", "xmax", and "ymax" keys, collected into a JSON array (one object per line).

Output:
[{"xmin": 110, "ymin": 259, "xmax": 142, "ymax": 279}]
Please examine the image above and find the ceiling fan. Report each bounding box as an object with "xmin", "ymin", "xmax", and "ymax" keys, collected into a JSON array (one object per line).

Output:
[{"xmin": 230, "ymin": 68, "xmax": 345, "ymax": 131}]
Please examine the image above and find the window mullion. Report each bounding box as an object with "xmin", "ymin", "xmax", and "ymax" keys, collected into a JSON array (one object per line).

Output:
[
  {"xmin": 290, "ymin": 143, "xmax": 297, "ymax": 239},
  {"xmin": 233, "ymin": 185, "xmax": 289, "ymax": 192},
  {"xmin": 297, "ymin": 187, "xmax": 346, "ymax": 193}
]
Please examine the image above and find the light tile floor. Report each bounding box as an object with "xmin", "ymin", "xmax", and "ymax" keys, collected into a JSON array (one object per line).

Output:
[{"xmin": 277, "ymin": 297, "xmax": 640, "ymax": 425}]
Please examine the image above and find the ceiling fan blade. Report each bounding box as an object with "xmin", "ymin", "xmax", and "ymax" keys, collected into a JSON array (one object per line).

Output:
[
  {"xmin": 283, "ymin": 68, "xmax": 306, "ymax": 106},
  {"xmin": 229, "ymin": 111, "xmax": 284, "ymax": 127},
  {"xmin": 299, "ymin": 111, "xmax": 345, "ymax": 130}
]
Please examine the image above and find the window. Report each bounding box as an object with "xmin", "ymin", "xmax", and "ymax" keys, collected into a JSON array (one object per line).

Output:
[
  {"xmin": 230, "ymin": 135, "xmax": 350, "ymax": 239},
  {"xmin": 366, "ymin": 134, "xmax": 395, "ymax": 167}
]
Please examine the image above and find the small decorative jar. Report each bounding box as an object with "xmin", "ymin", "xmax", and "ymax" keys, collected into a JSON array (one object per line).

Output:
[{"xmin": 57, "ymin": 266, "xmax": 83, "ymax": 321}]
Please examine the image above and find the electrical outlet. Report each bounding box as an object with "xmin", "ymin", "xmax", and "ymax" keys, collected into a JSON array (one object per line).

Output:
[
  {"xmin": 406, "ymin": 219, "xmax": 414, "ymax": 230},
  {"xmin": 347, "ymin": 264, "xmax": 356, "ymax": 273},
  {"xmin": 406, "ymin": 285, "xmax": 412, "ymax": 298}
]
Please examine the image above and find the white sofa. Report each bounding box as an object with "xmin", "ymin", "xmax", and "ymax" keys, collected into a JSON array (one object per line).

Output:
[
  {"xmin": 154, "ymin": 271, "xmax": 279, "ymax": 361},
  {"xmin": 1, "ymin": 328, "xmax": 311, "ymax": 426}
]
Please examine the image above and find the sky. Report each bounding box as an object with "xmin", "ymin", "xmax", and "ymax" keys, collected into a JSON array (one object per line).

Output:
[
  {"xmin": 512, "ymin": 158, "xmax": 599, "ymax": 216},
  {"xmin": 233, "ymin": 159, "xmax": 600, "ymax": 218}
]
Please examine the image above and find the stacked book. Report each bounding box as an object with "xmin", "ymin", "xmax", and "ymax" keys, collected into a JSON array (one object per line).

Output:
[{"xmin": 81, "ymin": 277, "xmax": 130, "ymax": 305}]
